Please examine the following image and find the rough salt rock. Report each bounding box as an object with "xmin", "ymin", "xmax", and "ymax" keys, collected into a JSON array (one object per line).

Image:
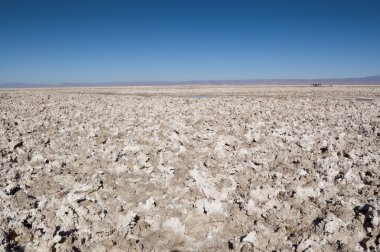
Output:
[
  {"xmin": 242, "ymin": 231, "xmax": 257, "ymax": 244},
  {"xmin": 138, "ymin": 196, "xmax": 156, "ymax": 212},
  {"xmin": 116, "ymin": 211, "xmax": 137, "ymax": 230},
  {"xmin": 324, "ymin": 213, "xmax": 344, "ymax": 234},
  {"xmin": 195, "ymin": 198, "xmax": 224, "ymax": 215},
  {"xmin": 1, "ymin": 86, "xmax": 379, "ymax": 251},
  {"xmin": 162, "ymin": 217, "xmax": 185, "ymax": 237},
  {"xmin": 114, "ymin": 165, "xmax": 128, "ymax": 174}
]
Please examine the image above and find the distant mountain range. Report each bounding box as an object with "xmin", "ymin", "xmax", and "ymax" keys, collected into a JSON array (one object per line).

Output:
[{"xmin": 1, "ymin": 75, "xmax": 380, "ymax": 88}]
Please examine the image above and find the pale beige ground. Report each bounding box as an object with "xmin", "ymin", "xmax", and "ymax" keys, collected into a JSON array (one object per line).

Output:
[{"xmin": 0, "ymin": 86, "xmax": 379, "ymax": 251}]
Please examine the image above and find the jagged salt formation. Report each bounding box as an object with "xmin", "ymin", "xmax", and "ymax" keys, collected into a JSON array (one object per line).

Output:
[{"xmin": 0, "ymin": 86, "xmax": 379, "ymax": 251}]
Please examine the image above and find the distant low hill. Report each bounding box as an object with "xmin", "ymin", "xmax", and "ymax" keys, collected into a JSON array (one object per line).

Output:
[
  {"xmin": 1, "ymin": 75, "xmax": 380, "ymax": 88},
  {"xmin": 312, "ymin": 75, "xmax": 380, "ymax": 84}
]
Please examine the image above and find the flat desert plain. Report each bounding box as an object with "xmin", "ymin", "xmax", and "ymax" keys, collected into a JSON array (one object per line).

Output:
[{"xmin": 0, "ymin": 85, "xmax": 379, "ymax": 252}]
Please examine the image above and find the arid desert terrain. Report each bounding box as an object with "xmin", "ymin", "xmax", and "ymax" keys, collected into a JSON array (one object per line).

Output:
[{"xmin": 0, "ymin": 85, "xmax": 379, "ymax": 251}]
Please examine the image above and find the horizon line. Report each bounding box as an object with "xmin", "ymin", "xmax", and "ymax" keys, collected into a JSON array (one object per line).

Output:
[{"xmin": 1, "ymin": 74, "xmax": 380, "ymax": 86}]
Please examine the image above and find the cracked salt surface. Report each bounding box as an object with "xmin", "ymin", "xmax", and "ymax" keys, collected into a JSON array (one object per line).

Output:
[{"xmin": 0, "ymin": 86, "xmax": 379, "ymax": 251}]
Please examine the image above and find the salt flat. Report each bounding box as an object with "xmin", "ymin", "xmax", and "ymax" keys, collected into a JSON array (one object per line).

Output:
[{"xmin": 0, "ymin": 86, "xmax": 379, "ymax": 251}]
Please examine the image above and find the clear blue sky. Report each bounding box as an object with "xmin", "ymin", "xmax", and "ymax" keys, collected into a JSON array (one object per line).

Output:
[{"xmin": 1, "ymin": 0, "xmax": 379, "ymax": 83}]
